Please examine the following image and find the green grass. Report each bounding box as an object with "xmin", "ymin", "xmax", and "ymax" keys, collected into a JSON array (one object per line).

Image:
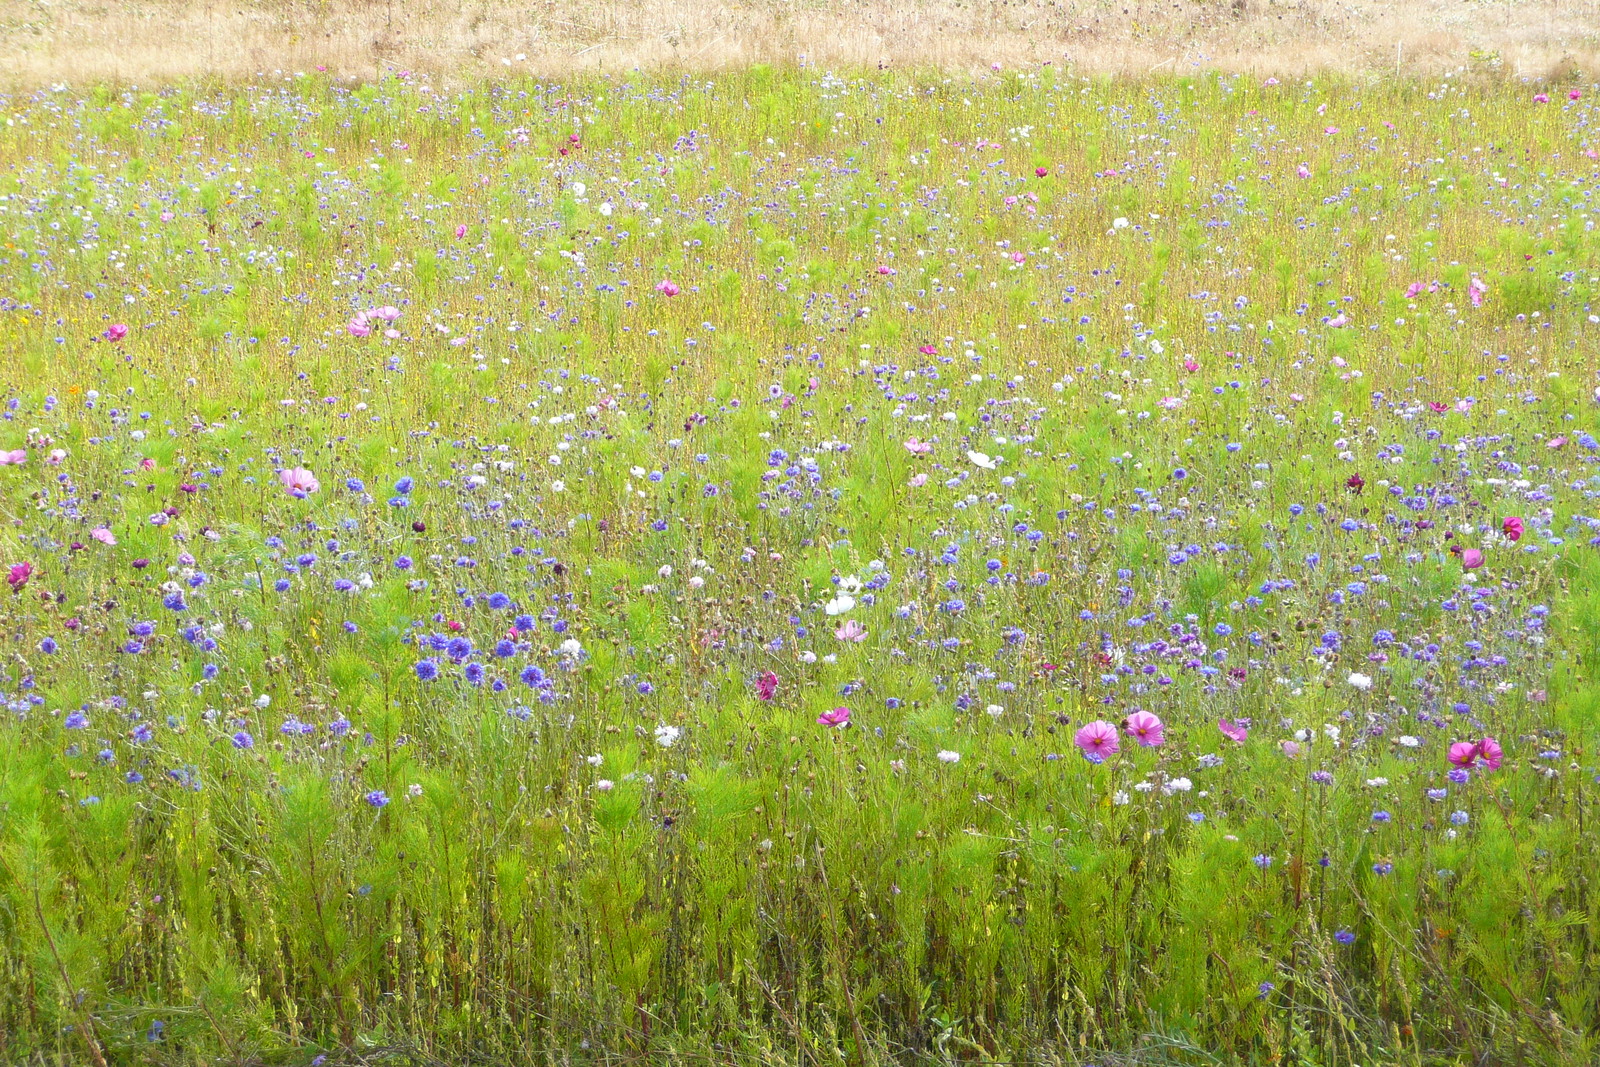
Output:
[{"xmin": 0, "ymin": 66, "xmax": 1597, "ymax": 1066}]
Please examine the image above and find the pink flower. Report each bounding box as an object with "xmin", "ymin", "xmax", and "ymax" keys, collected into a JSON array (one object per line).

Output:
[
  {"xmin": 1323, "ymin": 126, "xmax": 1339, "ymax": 135},
  {"xmin": 455, "ymin": 223, "xmax": 468, "ymax": 238},
  {"xmin": 903, "ymin": 438, "xmax": 933, "ymax": 455},
  {"xmin": 1461, "ymin": 548, "xmax": 1484, "ymax": 570},
  {"xmin": 105, "ymin": 323, "xmax": 129, "ymax": 342},
  {"xmin": 279, "ymin": 467, "xmax": 320, "ymax": 498},
  {"xmin": 1571, "ymin": 89, "xmax": 1584, "ymax": 101},
  {"xmin": 1427, "ymin": 402, "xmax": 1450, "ymax": 413},
  {"xmin": 1533, "ymin": 92, "xmax": 1550, "ymax": 104},
  {"xmin": 918, "ymin": 344, "xmax": 937, "ymax": 355},
  {"xmin": 1502, "ymin": 516, "xmax": 1524, "ymax": 542},
  {"xmin": 1035, "ymin": 166, "xmax": 1048, "ymax": 178},
  {"xmin": 655, "ymin": 279, "xmax": 680, "ymax": 297},
  {"xmin": 834, "ymin": 619, "xmax": 868, "ymax": 642},
  {"xmin": 1182, "ymin": 357, "xmax": 1199, "ymax": 372},
  {"xmin": 755, "ymin": 671, "xmax": 779, "ymax": 701},
  {"xmin": 0, "ymin": 449, "xmax": 25, "ymax": 465},
  {"xmin": 1476, "ymin": 736, "xmax": 1503, "ymax": 769},
  {"xmin": 876, "ymin": 264, "xmax": 894, "ymax": 275},
  {"xmin": 1074, "ymin": 720, "xmax": 1119, "ymax": 758},
  {"xmin": 1123, "ymin": 710, "xmax": 1165, "ymax": 747},
  {"xmin": 372, "ymin": 305, "xmax": 401, "ymax": 323},
  {"xmin": 1327, "ymin": 313, "xmax": 1348, "ymax": 328},
  {"xmin": 1218, "ymin": 718, "xmax": 1249, "ymax": 744},
  {"xmin": 1404, "ymin": 281, "xmax": 1425, "ymax": 299},
  {"xmin": 90, "ymin": 527, "xmax": 116, "ymax": 545},
  {"xmin": 347, "ymin": 312, "xmax": 372, "ymax": 338},
  {"xmin": 1469, "ymin": 277, "xmax": 1487, "ymax": 307},
  {"xmin": 1296, "ymin": 163, "xmax": 1311, "ymax": 179},
  {"xmin": 46, "ymin": 448, "xmax": 67, "ymax": 465},
  {"xmin": 816, "ymin": 706, "xmax": 852, "ymax": 728},
  {"xmin": 908, "ymin": 473, "xmax": 928, "ymax": 487},
  {"xmin": 1448, "ymin": 741, "xmax": 1480, "ymax": 769},
  {"xmin": 1279, "ymin": 739, "xmax": 1301, "ymax": 758},
  {"xmin": 7, "ymin": 562, "xmax": 32, "ymax": 589},
  {"xmin": 139, "ymin": 457, "xmax": 156, "ymax": 471},
  {"xmin": 1263, "ymin": 77, "xmax": 1279, "ymax": 86}
]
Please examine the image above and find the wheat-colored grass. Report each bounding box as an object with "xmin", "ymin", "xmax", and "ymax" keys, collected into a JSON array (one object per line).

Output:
[{"xmin": 0, "ymin": 0, "xmax": 1596, "ymax": 87}]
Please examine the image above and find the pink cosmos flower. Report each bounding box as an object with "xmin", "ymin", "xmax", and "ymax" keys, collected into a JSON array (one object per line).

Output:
[
  {"xmin": 1123, "ymin": 710, "xmax": 1165, "ymax": 747},
  {"xmin": 1427, "ymin": 402, "xmax": 1450, "ymax": 413},
  {"xmin": 90, "ymin": 527, "xmax": 116, "ymax": 545},
  {"xmin": 1218, "ymin": 718, "xmax": 1249, "ymax": 744},
  {"xmin": 834, "ymin": 619, "xmax": 868, "ymax": 642},
  {"xmin": 455, "ymin": 223, "xmax": 468, "ymax": 238},
  {"xmin": 372, "ymin": 305, "xmax": 401, "ymax": 323},
  {"xmin": 1571, "ymin": 89, "xmax": 1584, "ymax": 101},
  {"xmin": 1548, "ymin": 435, "xmax": 1568, "ymax": 449},
  {"xmin": 1323, "ymin": 126, "xmax": 1339, "ymax": 135},
  {"xmin": 279, "ymin": 467, "xmax": 320, "ymax": 498},
  {"xmin": 1502, "ymin": 516, "xmax": 1524, "ymax": 542},
  {"xmin": 918, "ymin": 344, "xmax": 937, "ymax": 355},
  {"xmin": 7, "ymin": 562, "xmax": 32, "ymax": 589},
  {"xmin": 139, "ymin": 457, "xmax": 156, "ymax": 471},
  {"xmin": 904, "ymin": 438, "xmax": 933, "ymax": 455},
  {"xmin": 1035, "ymin": 166, "xmax": 1048, "ymax": 177},
  {"xmin": 1296, "ymin": 164, "xmax": 1311, "ymax": 179},
  {"xmin": 755, "ymin": 671, "xmax": 779, "ymax": 701},
  {"xmin": 1279, "ymin": 739, "xmax": 1302, "ymax": 758},
  {"xmin": 1074, "ymin": 720, "xmax": 1119, "ymax": 758},
  {"xmin": 876, "ymin": 264, "xmax": 894, "ymax": 275},
  {"xmin": 1469, "ymin": 277, "xmax": 1488, "ymax": 307},
  {"xmin": 908, "ymin": 473, "xmax": 928, "ymax": 487},
  {"xmin": 0, "ymin": 449, "xmax": 25, "ymax": 465},
  {"xmin": 1476, "ymin": 736, "xmax": 1503, "ymax": 769},
  {"xmin": 47, "ymin": 449, "xmax": 67, "ymax": 465},
  {"xmin": 655, "ymin": 279, "xmax": 680, "ymax": 297},
  {"xmin": 1448, "ymin": 741, "xmax": 1480, "ymax": 769},
  {"xmin": 1182, "ymin": 357, "xmax": 1199, "ymax": 372},
  {"xmin": 1461, "ymin": 548, "xmax": 1484, "ymax": 569},
  {"xmin": 347, "ymin": 312, "xmax": 372, "ymax": 338},
  {"xmin": 816, "ymin": 706, "xmax": 851, "ymax": 728},
  {"xmin": 1533, "ymin": 92, "xmax": 1550, "ymax": 104},
  {"xmin": 1327, "ymin": 313, "xmax": 1349, "ymax": 328},
  {"xmin": 1404, "ymin": 281, "xmax": 1426, "ymax": 299},
  {"xmin": 105, "ymin": 323, "xmax": 129, "ymax": 342}
]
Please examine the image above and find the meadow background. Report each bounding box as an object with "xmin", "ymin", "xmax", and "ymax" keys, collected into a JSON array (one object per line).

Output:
[{"xmin": 0, "ymin": 52, "xmax": 1599, "ymax": 1067}]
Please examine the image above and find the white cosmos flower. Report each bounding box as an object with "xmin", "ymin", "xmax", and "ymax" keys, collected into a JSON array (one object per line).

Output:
[
  {"xmin": 966, "ymin": 450, "xmax": 997, "ymax": 470},
  {"xmin": 1348, "ymin": 672, "xmax": 1373, "ymax": 691},
  {"xmin": 824, "ymin": 594, "xmax": 856, "ymax": 616},
  {"xmin": 654, "ymin": 724, "xmax": 680, "ymax": 748},
  {"xmin": 937, "ymin": 750, "xmax": 961, "ymax": 764}
]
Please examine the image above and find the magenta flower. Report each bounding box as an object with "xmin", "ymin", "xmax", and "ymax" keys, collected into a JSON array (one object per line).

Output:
[
  {"xmin": 455, "ymin": 223, "xmax": 468, "ymax": 238},
  {"xmin": 1570, "ymin": 89, "xmax": 1583, "ymax": 101},
  {"xmin": 1533, "ymin": 92, "xmax": 1550, "ymax": 104},
  {"xmin": 833, "ymin": 619, "xmax": 868, "ymax": 642},
  {"xmin": 1476, "ymin": 736, "xmax": 1503, "ymax": 769},
  {"xmin": 1035, "ymin": 166, "xmax": 1048, "ymax": 178},
  {"xmin": 104, "ymin": 323, "xmax": 129, "ymax": 342},
  {"xmin": 1502, "ymin": 516, "xmax": 1524, "ymax": 542},
  {"xmin": 917, "ymin": 344, "xmax": 937, "ymax": 355},
  {"xmin": 279, "ymin": 467, "xmax": 320, "ymax": 498},
  {"xmin": 1448, "ymin": 741, "xmax": 1480, "ymax": 769},
  {"xmin": 1461, "ymin": 548, "xmax": 1484, "ymax": 570},
  {"xmin": 655, "ymin": 279, "xmax": 680, "ymax": 297},
  {"xmin": 816, "ymin": 706, "xmax": 851, "ymax": 729},
  {"xmin": 1217, "ymin": 718, "xmax": 1249, "ymax": 745},
  {"xmin": 7, "ymin": 562, "xmax": 32, "ymax": 589},
  {"xmin": 755, "ymin": 671, "xmax": 779, "ymax": 701},
  {"xmin": 1123, "ymin": 710, "xmax": 1165, "ymax": 747},
  {"xmin": 1074, "ymin": 720, "xmax": 1120, "ymax": 758}
]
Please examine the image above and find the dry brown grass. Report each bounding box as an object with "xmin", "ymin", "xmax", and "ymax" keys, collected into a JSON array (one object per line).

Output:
[{"xmin": 0, "ymin": 0, "xmax": 1596, "ymax": 87}]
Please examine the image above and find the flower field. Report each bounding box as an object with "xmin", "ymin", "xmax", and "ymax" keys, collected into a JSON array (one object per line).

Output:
[{"xmin": 2, "ymin": 67, "xmax": 1600, "ymax": 1065}]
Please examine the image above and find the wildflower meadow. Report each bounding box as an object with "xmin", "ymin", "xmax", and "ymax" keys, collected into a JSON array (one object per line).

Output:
[{"xmin": 2, "ymin": 66, "xmax": 1600, "ymax": 1065}]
